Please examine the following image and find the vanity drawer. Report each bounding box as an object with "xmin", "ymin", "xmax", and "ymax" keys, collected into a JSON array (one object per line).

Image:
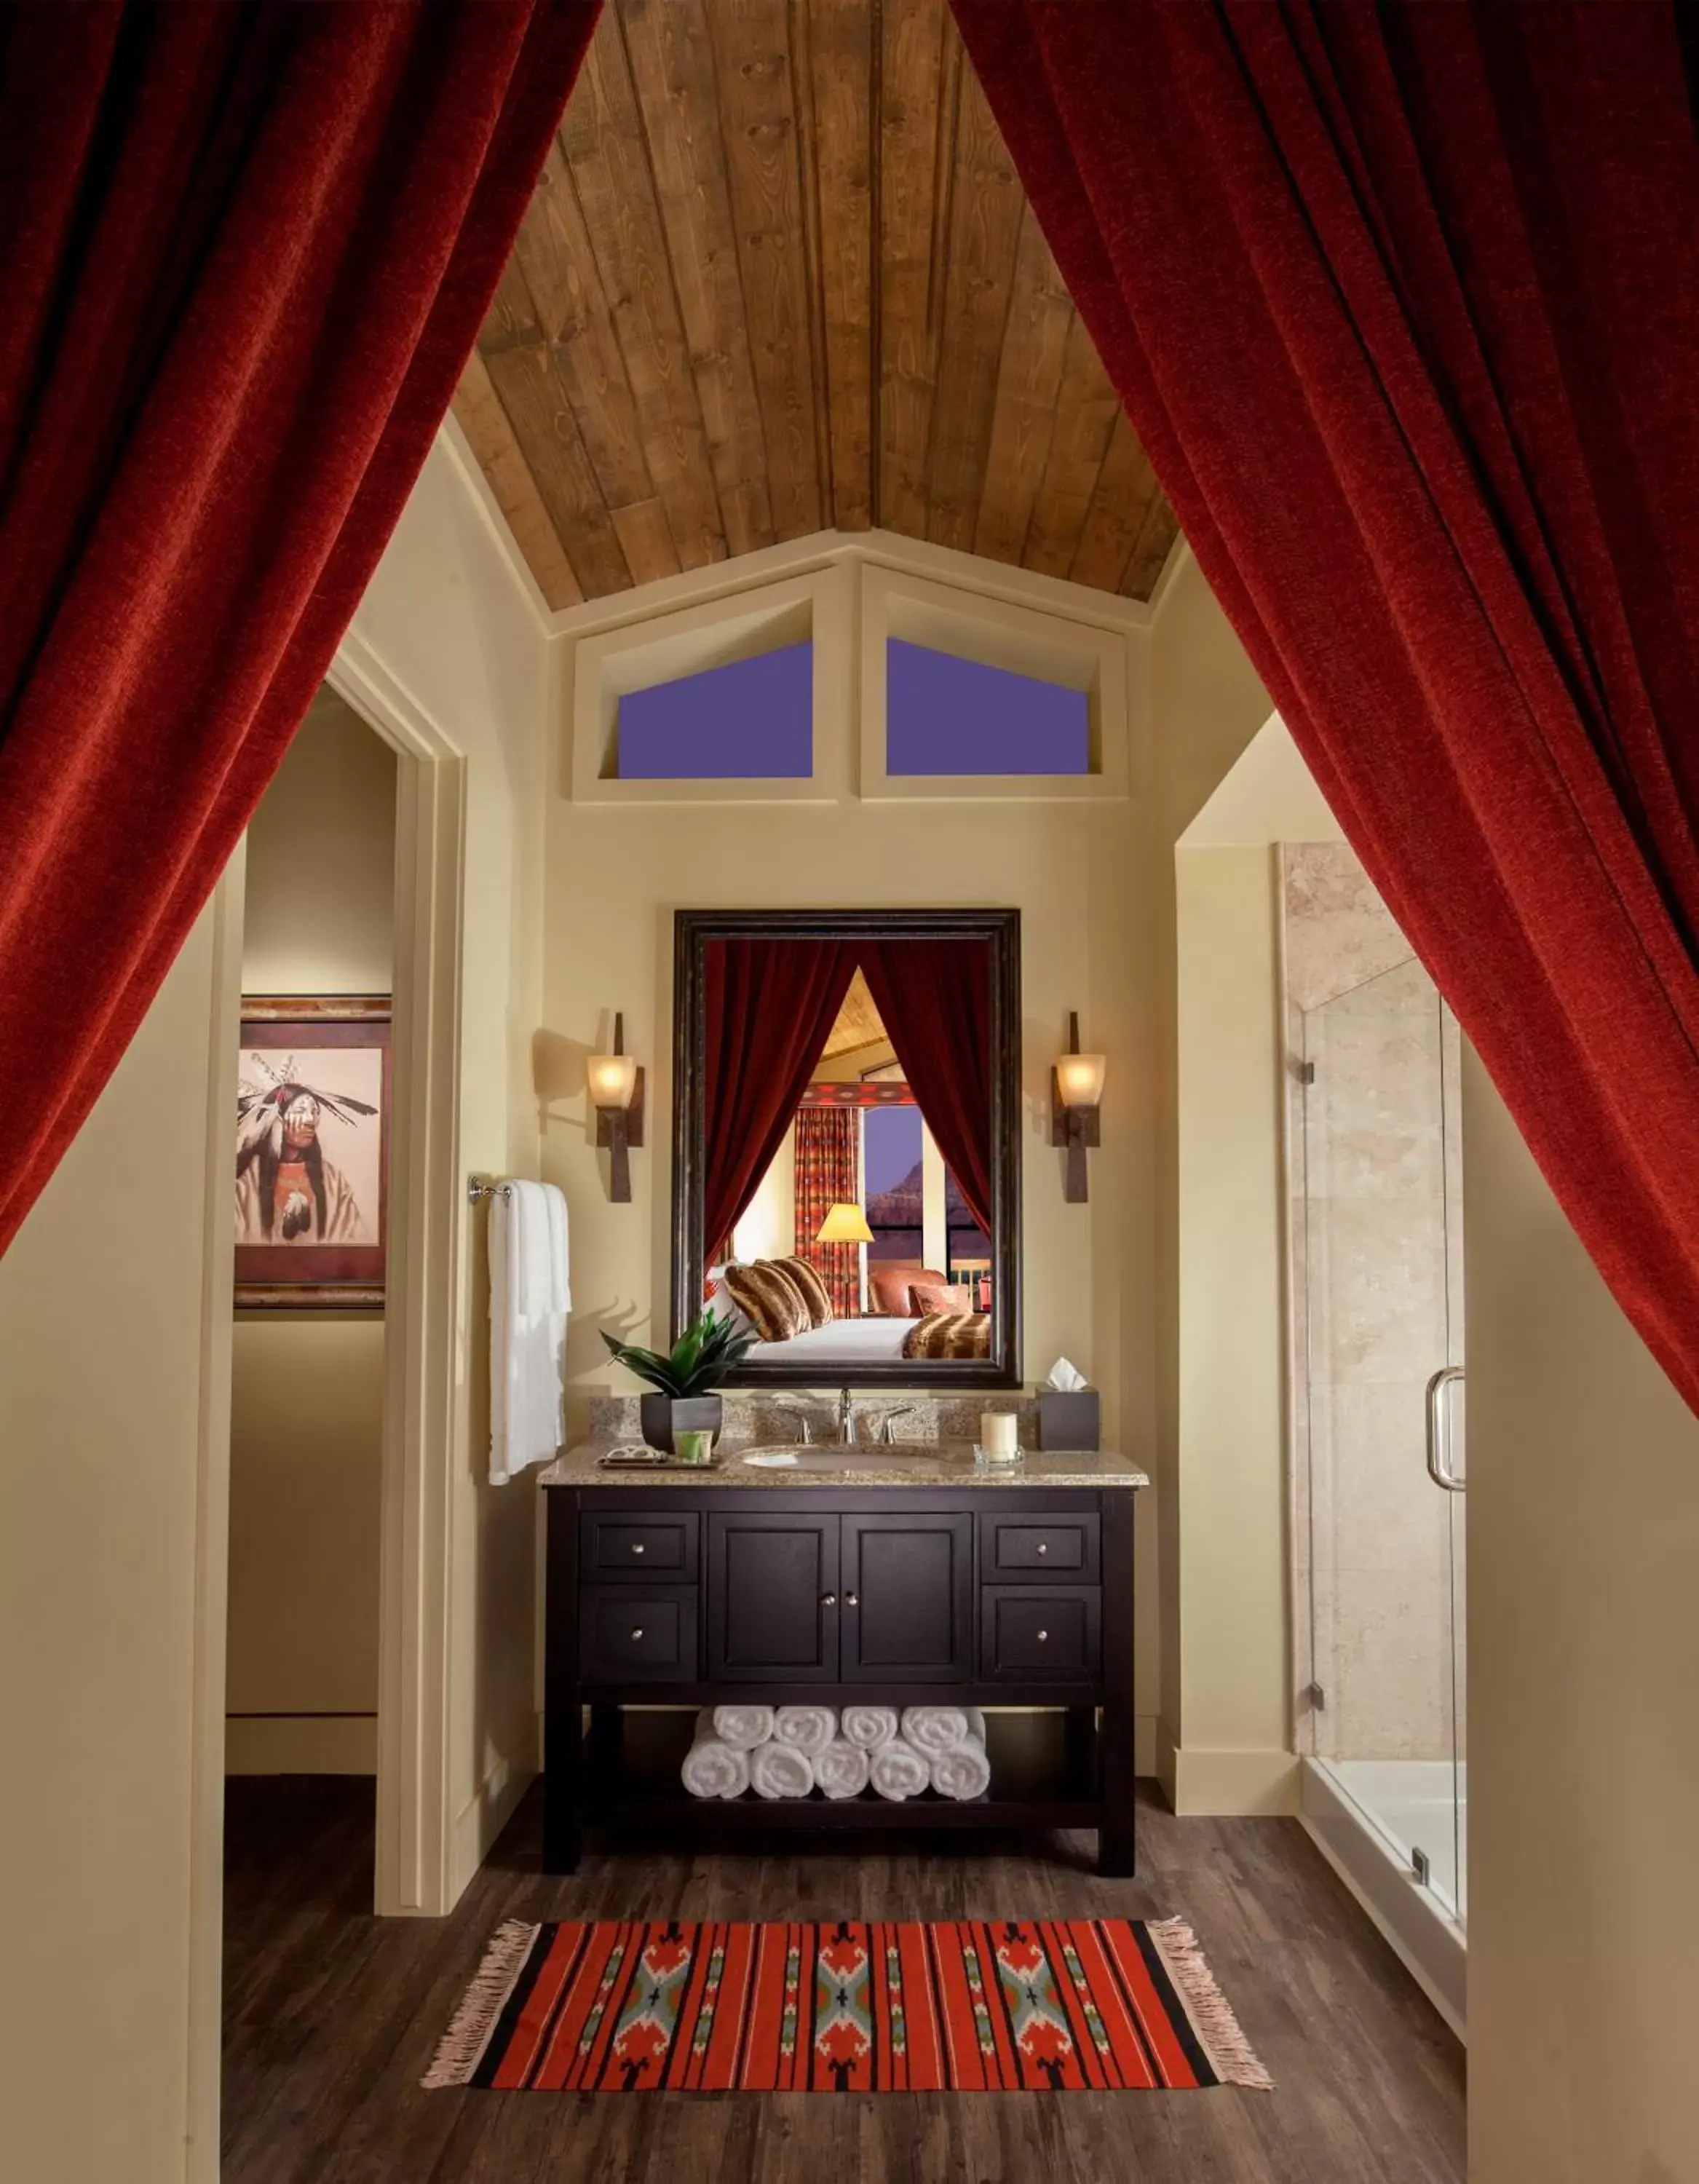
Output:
[
  {"xmin": 579, "ymin": 1586, "xmax": 698, "ymax": 1682},
  {"xmin": 579, "ymin": 1510, "xmax": 700, "ymax": 1581},
  {"xmin": 978, "ymin": 1587, "xmax": 1100, "ymax": 1683},
  {"xmin": 978, "ymin": 1512, "xmax": 1099, "ymax": 1584}
]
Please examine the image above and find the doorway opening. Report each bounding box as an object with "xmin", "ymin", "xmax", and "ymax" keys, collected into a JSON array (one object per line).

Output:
[{"xmin": 225, "ymin": 687, "xmax": 400, "ymax": 1887}]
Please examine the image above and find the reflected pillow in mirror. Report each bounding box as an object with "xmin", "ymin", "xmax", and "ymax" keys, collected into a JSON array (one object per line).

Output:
[
  {"xmin": 771, "ymin": 1255, "xmax": 834, "ymax": 1328},
  {"xmin": 723, "ymin": 1261, "xmax": 811, "ymax": 1343},
  {"xmin": 705, "ymin": 1267, "xmax": 756, "ymax": 1335},
  {"xmin": 868, "ymin": 1263, "xmax": 946, "ymax": 1316},
  {"xmin": 908, "ymin": 1281, "xmax": 973, "ymax": 1318}
]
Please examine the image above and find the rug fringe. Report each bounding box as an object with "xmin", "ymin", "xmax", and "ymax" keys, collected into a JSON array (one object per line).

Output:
[
  {"xmin": 421, "ymin": 1919, "xmax": 539, "ymax": 2089},
  {"xmin": 1146, "ymin": 1918, "xmax": 1274, "ymax": 2090}
]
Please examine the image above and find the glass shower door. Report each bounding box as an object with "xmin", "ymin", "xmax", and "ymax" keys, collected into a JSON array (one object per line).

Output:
[{"xmin": 1300, "ymin": 962, "xmax": 1466, "ymax": 1927}]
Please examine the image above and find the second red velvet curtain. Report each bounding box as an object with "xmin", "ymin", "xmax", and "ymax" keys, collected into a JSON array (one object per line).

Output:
[
  {"xmin": 955, "ymin": 0, "xmax": 1699, "ymax": 1411},
  {"xmin": 702, "ymin": 939, "xmax": 857, "ymax": 1261},
  {"xmin": 859, "ymin": 941, "xmax": 994, "ymax": 1235},
  {"xmin": 0, "ymin": 0, "xmax": 600, "ymax": 1255}
]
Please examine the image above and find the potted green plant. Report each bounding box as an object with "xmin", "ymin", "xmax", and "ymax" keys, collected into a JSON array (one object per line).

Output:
[{"xmin": 601, "ymin": 1308, "xmax": 756, "ymax": 1457}]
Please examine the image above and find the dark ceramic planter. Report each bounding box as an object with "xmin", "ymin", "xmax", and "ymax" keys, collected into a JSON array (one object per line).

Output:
[{"xmin": 639, "ymin": 1393, "xmax": 724, "ymax": 1458}]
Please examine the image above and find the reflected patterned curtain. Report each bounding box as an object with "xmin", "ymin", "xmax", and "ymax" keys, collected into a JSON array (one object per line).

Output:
[{"xmin": 793, "ymin": 1107, "xmax": 860, "ymax": 1319}]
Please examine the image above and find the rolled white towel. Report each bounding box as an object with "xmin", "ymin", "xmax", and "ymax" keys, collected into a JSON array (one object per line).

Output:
[
  {"xmin": 929, "ymin": 1736, "xmax": 991, "ymax": 1803},
  {"xmin": 868, "ymin": 1736, "xmax": 930, "ymax": 1802},
  {"xmin": 681, "ymin": 1714, "xmax": 751, "ymax": 1801},
  {"xmin": 900, "ymin": 1706, "xmax": 986, "ymax": 1757},
  {"xmin": 841, "ymin": 1705, "xmax": 899, "ymax": 1752},
  {"xmin": 712, "ymin": 1704, "xmax": 776, "ymax": 1751},
  {"xmin": 749, "ymin": 1738, "xmax": 815, "ymax": 1800},
  {"xmin": 772, "ymin": 1704, "xmax": 837, "ymax": 1757},
  {"xmin": 812, "ymin": 1737, "xmax": 871, "ymax": 1801}
]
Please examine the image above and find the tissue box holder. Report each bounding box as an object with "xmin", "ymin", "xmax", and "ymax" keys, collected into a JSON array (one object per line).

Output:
[{"xmin": 1037, "ymin": 1388, "xmax": 1101, "ymax": 1451}]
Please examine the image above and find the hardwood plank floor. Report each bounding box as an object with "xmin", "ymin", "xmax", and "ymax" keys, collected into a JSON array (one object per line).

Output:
[{"xmin": 222, "ymin": 1777, "xmax": 1464, "ymax": 2183}]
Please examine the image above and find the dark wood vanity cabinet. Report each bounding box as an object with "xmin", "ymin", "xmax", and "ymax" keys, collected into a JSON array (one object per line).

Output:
[{"xmin": 545, "ymin": 1481, "xmax": 1138, "ymax": 1878}]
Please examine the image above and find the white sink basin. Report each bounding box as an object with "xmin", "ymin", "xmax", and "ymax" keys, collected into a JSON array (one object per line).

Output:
[{"xmin": 741, "ymin": 1442, "xmax": 946, "ymax": 1470}]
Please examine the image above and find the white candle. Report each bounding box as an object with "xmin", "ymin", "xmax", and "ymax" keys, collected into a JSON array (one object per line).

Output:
[{"xmin": 981, "ymin": 1411, "xmax": 1018, "ymax": 1459}]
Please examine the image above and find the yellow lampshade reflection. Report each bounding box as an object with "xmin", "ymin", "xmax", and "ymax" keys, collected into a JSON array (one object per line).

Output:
[
  {"xmin": 816, "ymin": 1200, "xmax": 874, "ymax": 1246},
  {"xmin": 587, "ymin": 1053, "xmax": 638, "ymax": 1109},
  {"xmin": 1055, "ymin": 1051, "xmax": 1107, "ymax": 1108}
]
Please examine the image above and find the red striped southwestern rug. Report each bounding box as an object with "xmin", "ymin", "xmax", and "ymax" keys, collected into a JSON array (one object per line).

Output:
[{"xmin": 424, "ymin": 1917, "xmax": 1271, "ymax": 2093}]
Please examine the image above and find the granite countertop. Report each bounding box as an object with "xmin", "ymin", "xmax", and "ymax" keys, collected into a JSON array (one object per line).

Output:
[{"xmin": 539, "ymin": 1442, "xmax": 1150, "ymax": 1491}]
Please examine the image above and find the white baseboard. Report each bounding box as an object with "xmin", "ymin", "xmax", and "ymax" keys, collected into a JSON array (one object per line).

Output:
[
  {"xmin": 225, "ymin": 1714, "xmax": 376, "ymax": 1774},
  {"xmin": 1158, "ymin": 1734, "xmax": 1299, "ymax": 1815},
  {"xmin": 452, "ymin": 1715, "xmax": 542, "ymax": 1901}
]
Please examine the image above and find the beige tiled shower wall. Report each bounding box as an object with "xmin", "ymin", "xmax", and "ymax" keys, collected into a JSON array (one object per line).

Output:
[{"xmin": 1283, "ymin": 844, "xmax": 1465, "ymax": 1764}]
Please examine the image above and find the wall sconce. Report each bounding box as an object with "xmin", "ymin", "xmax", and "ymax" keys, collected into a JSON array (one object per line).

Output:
[
  {"xmin": 587, "ymin": 1011, "xmax": 644, "ymax": 1203},
  {"xmin": 1051, "ymin": 1011, "xmax": 1106, "ymax": 1203}
]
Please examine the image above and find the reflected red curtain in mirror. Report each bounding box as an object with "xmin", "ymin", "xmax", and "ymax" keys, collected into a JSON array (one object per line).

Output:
[
  {"xmin": 0, "ymin": 0, "xmax": 600, "ymax": 1254},
  {"xmin": 954, "ymin": 0, "xmax": 1699, "ymax": 1412},
  {"xmin": 793, "ymin": 1104, "xmax": 862, "ymax": 1318},
  {"xmin": 858, "ymin": 941, "xmax": 993, "ymax": 1235},
  {"xmin": 702, "ymin": 940, "xmax": 858, "ymax": 1262}
]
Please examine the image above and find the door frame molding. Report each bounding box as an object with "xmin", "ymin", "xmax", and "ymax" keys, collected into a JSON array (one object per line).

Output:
[{"xmin": 325, "ymin": 630, "xmax": 468, "ymax": 1916}]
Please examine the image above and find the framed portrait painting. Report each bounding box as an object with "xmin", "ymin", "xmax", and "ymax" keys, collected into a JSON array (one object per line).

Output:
[{"xmin": 234, "ymin": 997, "xmax": 392, "ymax": 1308}]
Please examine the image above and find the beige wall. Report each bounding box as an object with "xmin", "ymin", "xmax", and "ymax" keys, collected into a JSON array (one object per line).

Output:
[
  {"xmin": 0, "ymin": 881, "xmax": 242, "ymax": 2184},
  {"xmin": 242, "ymin": 689, "xmax": 397, "ymax": 994},
  {"xmin": 227, "ymin": 692, "xmax": 396, "ymax": 1773},
  {"xmin": 1465, "ymin": 1048, "xmax": 1699, "ymax": 2184},
  {"xmin": 545, "ymin": 796, "xmax": 1146, "ymax": 1426},
  {"xmin": 344, "ymin": 433, "xmax": 553, "ymax": 1899},
  {"xmin": 1148, "ymin": 554, "xmax": 1294, "ymax": 1808}
]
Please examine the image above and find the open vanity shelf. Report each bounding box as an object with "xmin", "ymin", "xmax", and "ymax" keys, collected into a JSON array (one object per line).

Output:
[
  {"xmin": 542, "ymin": 1461, "xmax": 1144, "ymax": 1876},
  {"xmin": 579, "ymin": 1706, "xmax": 1105, "ymax": 1835}
]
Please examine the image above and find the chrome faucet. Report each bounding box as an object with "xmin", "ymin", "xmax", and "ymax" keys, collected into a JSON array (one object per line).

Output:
[
  {"xmin": 880, "ymin": 1406, "xmax": 923, "ymax": 1445},
  {"xmin": 777, "ymin": 1408, "xmax": 813, "ymax": 1447},
  {"xmin": 837, "ymin": 1388, "xmax": 855, "ymax": 1446}
]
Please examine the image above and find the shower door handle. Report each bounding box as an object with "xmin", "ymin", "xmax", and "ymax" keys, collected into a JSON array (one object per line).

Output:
[{"xmin": 1425, "ymin": 1367, "xmax": 1466, "ymax": 1493}]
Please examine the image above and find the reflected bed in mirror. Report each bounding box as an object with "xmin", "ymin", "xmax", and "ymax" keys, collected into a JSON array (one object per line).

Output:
[{"xmin": 671, "ymin": 909, "xmax": 1021, "ymax": 1387}]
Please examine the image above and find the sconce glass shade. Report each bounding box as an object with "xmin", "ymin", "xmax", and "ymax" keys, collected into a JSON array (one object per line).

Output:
[
  {"xmin": 816, "ymin": 1200, "xmax": 875, "ymax": 1246},
  {"xmin": 587, "ymin": 1053, "xmax": 639, "ymax": 1109},
  {"xmin": 1056, "ymin": 1051, "xmax": 1107, "ymax": 1108}
]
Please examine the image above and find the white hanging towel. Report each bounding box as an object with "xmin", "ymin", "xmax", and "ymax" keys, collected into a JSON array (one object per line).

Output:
[{"xmin": 488, "ymin": 1179, "xmax": 571, "ymax": 1484}]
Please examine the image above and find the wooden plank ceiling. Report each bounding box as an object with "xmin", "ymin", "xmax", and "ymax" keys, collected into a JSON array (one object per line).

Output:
[{"xmin": 452, "ymin": 0, "xmax": 1180, "ymax": 612}]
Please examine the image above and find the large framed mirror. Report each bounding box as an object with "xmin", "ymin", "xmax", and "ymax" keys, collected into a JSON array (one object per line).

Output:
[{"xmin": 671, "ymin": 909, "xmax": 1021, "ymax": 1387}]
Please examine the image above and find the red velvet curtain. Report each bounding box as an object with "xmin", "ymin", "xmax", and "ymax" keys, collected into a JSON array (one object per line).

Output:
[
  {"xmin": 954, "ymin": 0, "xmax": 1699, "ymax": 1411},
  {"xmin": 859, "ymin": 941, "xmax": 993, "ymax": 1234},
  {"xmin": 793, "ymin": 1104, "xmax": 862, "ymax": 1318},
  {"xmin": 702, "ymin": 939, "xmax": 858, "ymax": 1259},
  {"xmin": 0, "ymin": 0, "xmax": 599, "ymax": 1254}
]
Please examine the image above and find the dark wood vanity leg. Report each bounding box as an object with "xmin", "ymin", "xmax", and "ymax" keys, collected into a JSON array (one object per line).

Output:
[
  {"xmin": 542, "ymin": 1490, "xmax": 582, "ymax": 1875},
  {"xmin": 1097, "ymin": 1490, "xmax": 1137, "ymax": 1878}
]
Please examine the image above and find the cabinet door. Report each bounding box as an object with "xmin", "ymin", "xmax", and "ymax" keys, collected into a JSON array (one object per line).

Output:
[
  {"xmin": 707, "ymin": 1513, "xmax": 839, "ymax": 1682},
  {"xmin": 841, "ymin": 1513, "xmax": 973, "ymax": 1683}
]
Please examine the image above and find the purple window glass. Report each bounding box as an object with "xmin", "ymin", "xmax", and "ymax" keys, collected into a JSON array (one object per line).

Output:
[
  {"xmin": 617, "ymin": 642, "xmax": 812, "ymax": 779},
  {"xmin": 886, "ymin": 640, "xmax": 1090, "ymax": 776}
]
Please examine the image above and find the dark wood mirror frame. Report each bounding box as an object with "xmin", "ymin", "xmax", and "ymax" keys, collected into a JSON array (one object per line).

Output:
[{"xmin": 670, "ymin": 908, "xmax": 1023, "ymax": 1388}]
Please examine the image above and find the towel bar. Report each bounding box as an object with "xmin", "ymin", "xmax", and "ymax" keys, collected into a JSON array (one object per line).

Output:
[{"xmin": 467, "ymin": 1176, "xmax": 514, "ymax": 1205}]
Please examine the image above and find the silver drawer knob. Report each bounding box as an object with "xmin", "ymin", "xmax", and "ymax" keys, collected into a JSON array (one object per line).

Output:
[
  {"xmin": 1037, "ymin": 1629, "xmax": 1049, "ymax": 1642},
  {"xmin": 630, "ymin": 1627, "xmax": 644, "ymax": 1640},
  {"xmin": 632, "ymin": 1543, "xmax": 645, "ymax": 1554},
  {"xmin": 845, "ymin": 1591, "xmax": 859, "ymax": 1607},
  {"xmin": 1037, "ymin": 1542, "xmax": 1048, "ymax": 1555},
  {"xmin": 820, "ymin": 1593, "xmax": 837, "ymax": 1608}
]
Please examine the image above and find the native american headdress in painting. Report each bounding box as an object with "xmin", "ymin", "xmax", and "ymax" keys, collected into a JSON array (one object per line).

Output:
[{"xmin": 237, "ymin": 1053, "xmax": 378, "ymax": 1240}]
